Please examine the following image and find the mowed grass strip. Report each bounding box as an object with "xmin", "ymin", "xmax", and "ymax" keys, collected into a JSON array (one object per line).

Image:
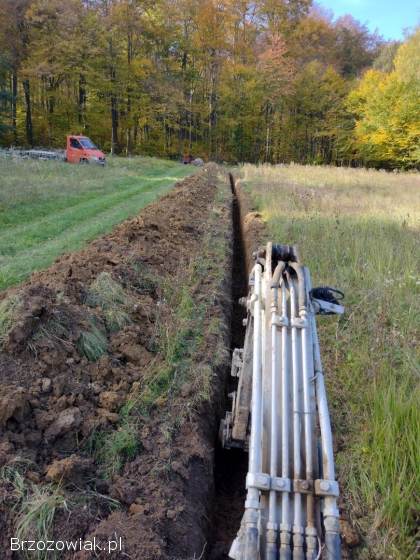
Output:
[
  {"xmin": 242, "ymin": 163, "xmax": 420, "ymax": 560},
  {"xmin": 0, "ymin": 156, "xmax": 192, "ymax": 290}
]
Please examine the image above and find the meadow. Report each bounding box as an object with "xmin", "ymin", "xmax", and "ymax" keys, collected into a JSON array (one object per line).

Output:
[
  {"xmin": 0, "ymin": 156, "xmax": 192, "ymax": 290},
  {"xmin": 241, "ymin": 163, "xmax": 420, "ymax": 559}
]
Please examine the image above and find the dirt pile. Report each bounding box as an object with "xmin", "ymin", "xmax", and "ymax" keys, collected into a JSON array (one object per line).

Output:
[{"xmin": 0, "ymin": 164, "xmax": 233, "ymax": 559}]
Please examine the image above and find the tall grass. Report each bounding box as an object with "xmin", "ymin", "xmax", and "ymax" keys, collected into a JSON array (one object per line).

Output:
[
  {"xmin": 1, "ymin": 461, "xmax": 68, "ymax": 560},
  {"xmin": 76, "ymin": 321, "xmax": 108, "ymax": 362},
  {"xmin": 86, "ymin": 272, "xmax": 132, "ymax": 332},
  {"xmin": 0, "ymin": 156, "xmax": 192, "ymax": 290},
  {"xmin": 241, "ymin": 163, "xmax": 419, "ymax": 559},
  {"xmin": 0, "ymin": 293, "xmax": 22, "ymax": 347}
]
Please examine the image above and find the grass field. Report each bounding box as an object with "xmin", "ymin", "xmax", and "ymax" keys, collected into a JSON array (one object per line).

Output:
[
  {"xmin": 241, "ymin": 164, "xmax": 419, "ymax": 559},
  {"xmin": 0, "ymin": 156, "xmax": 192, "ymax": 291}
]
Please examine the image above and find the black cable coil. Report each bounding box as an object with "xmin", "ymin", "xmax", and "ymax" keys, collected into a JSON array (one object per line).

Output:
[{"xmin": 310, "ymin": 286, "xmax": 344, "ymax": 305}]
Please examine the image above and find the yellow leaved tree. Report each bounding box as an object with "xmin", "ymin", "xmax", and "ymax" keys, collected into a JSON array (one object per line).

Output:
[{"xmin": 348, "ymin": 28, "xmax": 420, "ymax": 168}]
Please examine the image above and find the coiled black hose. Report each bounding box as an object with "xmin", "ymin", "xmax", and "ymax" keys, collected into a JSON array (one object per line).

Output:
[{"xmin": 310, "ymin": 286, "xmax": 344, "ymax": 305}]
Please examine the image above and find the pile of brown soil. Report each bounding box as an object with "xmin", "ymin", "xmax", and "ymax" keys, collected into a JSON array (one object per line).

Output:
[{"xmin": 0, "ymin": 164, "xmax": 233, "ymax": 559}]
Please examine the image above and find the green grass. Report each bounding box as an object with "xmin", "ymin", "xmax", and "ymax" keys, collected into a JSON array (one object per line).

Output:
[
  {"xmin": 16, "ymin": 486, "xmax": 68, "ymax": 560},
  {"xmin": 93, "ymin": 242, "xmax": 218, "ymax": 476},
  {"xmin": 1, "ymin": 461, "xmax": 68, "ymax": 560},
  {"xmin": 93, "ymin": 424, "xmax": 139, "ymax": 479},
  {"xmin": 0, "ymin": 156, "xmax": 192, "ymax": 290},
  {"xmin": 0, "ymin": 293, "xmax": 22, "ymax": 347},
  {"xmin": 76, "ymin": 321, "xmax": 108, "ymax": 362},
  {"xmin": 131, "ymin": 180, "xmax": 230, "ymax": 422},
  {"xmin": 86, "ymin": 272, "xmax": 132, "ymax": 332},
  {"xmin": 241, "ymin": 163, "xmax": 420, "ymax": 559},
  {"xmin": 137, "ymin": 280, "xmax": 205, "ymax": 416}
]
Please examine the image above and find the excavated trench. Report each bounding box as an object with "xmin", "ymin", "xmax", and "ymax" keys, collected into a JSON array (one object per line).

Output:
[
  {"xmin": 0, "ymin": 166, "xmax": 237, "ymax": 560},
  {"xmin": 0, "ymin": 166, "xmax": 272, "ymax": 560},
  {"xmin": 208, "ymin": 174, "xmax": 250, "ymax": 560}
]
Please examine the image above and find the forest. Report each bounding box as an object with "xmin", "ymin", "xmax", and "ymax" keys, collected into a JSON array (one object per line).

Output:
[{"xmin": 0, "ymin": 0, "xmax": 419, "ymax": 168}]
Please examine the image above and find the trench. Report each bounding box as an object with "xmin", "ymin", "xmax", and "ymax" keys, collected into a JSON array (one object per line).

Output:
[{"xmin": 208, "ymin": 174, "xmax": 250, "ymax": 560}]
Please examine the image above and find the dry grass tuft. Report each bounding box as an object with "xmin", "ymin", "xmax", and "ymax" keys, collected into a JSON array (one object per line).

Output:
[
  {"xmin": 86, "ymin": 272, "xmax": 132, "ymax": 332},
  {"xmin": 1, "ymin": 461, "xmax": 68, "ymax": 560},
  {"xmin": 0, "ymin": 294, "xmax": 22, "ymax": 347}
]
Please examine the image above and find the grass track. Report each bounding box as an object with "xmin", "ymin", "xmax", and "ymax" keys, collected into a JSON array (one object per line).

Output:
[
  {"xmin": 242, "ymin": 164, "xmax": 419, "ymax": 560},
  {"xmin": 0, "ymin": 156, "xmax": 192, "ymax": 290}
]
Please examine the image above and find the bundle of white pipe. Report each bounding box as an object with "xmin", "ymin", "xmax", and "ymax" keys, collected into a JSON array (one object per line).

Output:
[{"xmin": 229, "ymin": 246, "xmax": 341, "ymax": 560}]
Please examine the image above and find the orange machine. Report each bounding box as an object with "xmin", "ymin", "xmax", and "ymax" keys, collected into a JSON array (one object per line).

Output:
[{"xmin": 66, "ymin": 135, "xmax": 106, "ymax": 165}]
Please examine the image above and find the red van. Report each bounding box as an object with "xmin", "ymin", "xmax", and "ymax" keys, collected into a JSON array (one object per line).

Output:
[{"xmin": 66, "ymin": 136, "xmax": 106, "ymax": 165}]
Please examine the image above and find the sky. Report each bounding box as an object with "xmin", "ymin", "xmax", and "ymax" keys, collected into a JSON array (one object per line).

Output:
[{"xmin": 318, "ymin": 0, "xmax": 419, "ymax": 40}]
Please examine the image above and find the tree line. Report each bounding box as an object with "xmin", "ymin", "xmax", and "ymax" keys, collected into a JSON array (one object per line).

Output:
[{"xmin": 0, "ymin": 0, "xmax": 418, "ymax": 168}]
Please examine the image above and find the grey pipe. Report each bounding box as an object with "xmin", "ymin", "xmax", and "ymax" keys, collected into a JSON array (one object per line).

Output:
[
  {"xmin": 306, "ymin": 269, "xmax": 341, "ymax": 560},
  {"xmin": 291, "ymin": 263, "xmax": 318, "ymax": 558},
  {"xmin": 267, "ymin": 262, "xmax": 286, "ymax": 560},
  {"xmin": 267, "ymin": 275, "xmax": 279, "ymax": 560},
  {"xmin": 244, "ymin": 264, "xmax": 263, "ymax": 559},
  {"xmin": 279, "ymin": 276, "xmax": 292, "ymax": 560},
  {"xmin": 289, "ymin": 262, "xmax": 306, "ymax": 310},
  {"xmin": 288, "ymin": 272, "xmax": 305, "ymax": 560},
  {"xmin": 271, "ymin": 260, "xmax": 284, "ymax": 288},
  {"xmin": 230, "ymin": 252, "xmax": 341, "ymax": 560},
  {"xmin": 302, "ymin": 309, "xmax": 317, "ymax": 559}
]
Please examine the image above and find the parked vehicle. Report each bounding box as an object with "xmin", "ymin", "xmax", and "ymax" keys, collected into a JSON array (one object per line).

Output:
[
  {"xmin": 182, "ymin": 153, "xmax": 194, "ymax": 164},
  {"xmin": 66, "ymin": 136, "xmax": 106, "ymax": 165}
]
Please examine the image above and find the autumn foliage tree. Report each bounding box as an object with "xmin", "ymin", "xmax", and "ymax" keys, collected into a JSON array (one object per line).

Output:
[
  {"xmin": 0, "ymin": 0, "xmax": 416, "ymax": 168},
  {"xmin": 348, "ymin": 29, "xmax": 420, "ymax": 168}
]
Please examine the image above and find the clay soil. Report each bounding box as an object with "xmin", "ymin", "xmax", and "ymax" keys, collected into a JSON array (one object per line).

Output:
[{"xmin": 0, "ymin": 164, "xmax": 235, "ymax": 559}]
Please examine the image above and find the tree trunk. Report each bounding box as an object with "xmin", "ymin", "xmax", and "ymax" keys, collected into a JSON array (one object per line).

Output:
[
  {"xmin": 111, "ymin": 91, "xmax": 118, "ymax": 155},
  {"xmin": 108, "ymin": 35, "xmax": 119, "ymax": 155},
  {"xmin": 22, "ymin": 78, "xmax": 33, "ymax": 147},
  {"xmin": 265, "ymin": 103, "xmax": 273, "ymax": 162},
  {"xmin": 12, "ymin": 69, "xmax": 18, "ymax": 143},
  {"xmin": 208, "ymin": 50, "xmax": 218, "ymax": 159},
  {"xmin": 189, "ymin": 87, "xmax": 194, "ymax": 151},
  {"xmin": 78, "ymin": 74, "xmax": 86, "ymax": 127},
  {"xmin": 126, "ymin": 32, "xmax": 133, "ymax": 155},
  {"xmin": 208, "ymin": 75, "xmax": 216, "ymax": 158}
]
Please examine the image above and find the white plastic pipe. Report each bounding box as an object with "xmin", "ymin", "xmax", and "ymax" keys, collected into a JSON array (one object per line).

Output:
[
  {"xmin": 302, "ymin": 311, "xmax": 317, "ymax": 558},
  {"xmin": 279, "ymin": 278, "xmax": 292, "ymax": 559},
  {"xmin": 244, "ymin": 264, "xmax": 263, "ymax": 559},
  {"xmin": 288, "ymin": 274, "xmax": 305, "ymax": 560},
  {"xmin": 306, "ymin": 270, "xmax": 341, "ymax": 560},
  {"xmin": 230, "ymin": 256, "xmax": 340, "ymax": 560},
  {"xmin": 261, "ymin": 262, "xmax": 270, "ymax": 554},
  {"xmin": 298, "ymin": 270, "xmax": 317, "ymax": 559},
  {"xmin": 267, "ymin": 279, "xmax": 280, "ymax": 560}
]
